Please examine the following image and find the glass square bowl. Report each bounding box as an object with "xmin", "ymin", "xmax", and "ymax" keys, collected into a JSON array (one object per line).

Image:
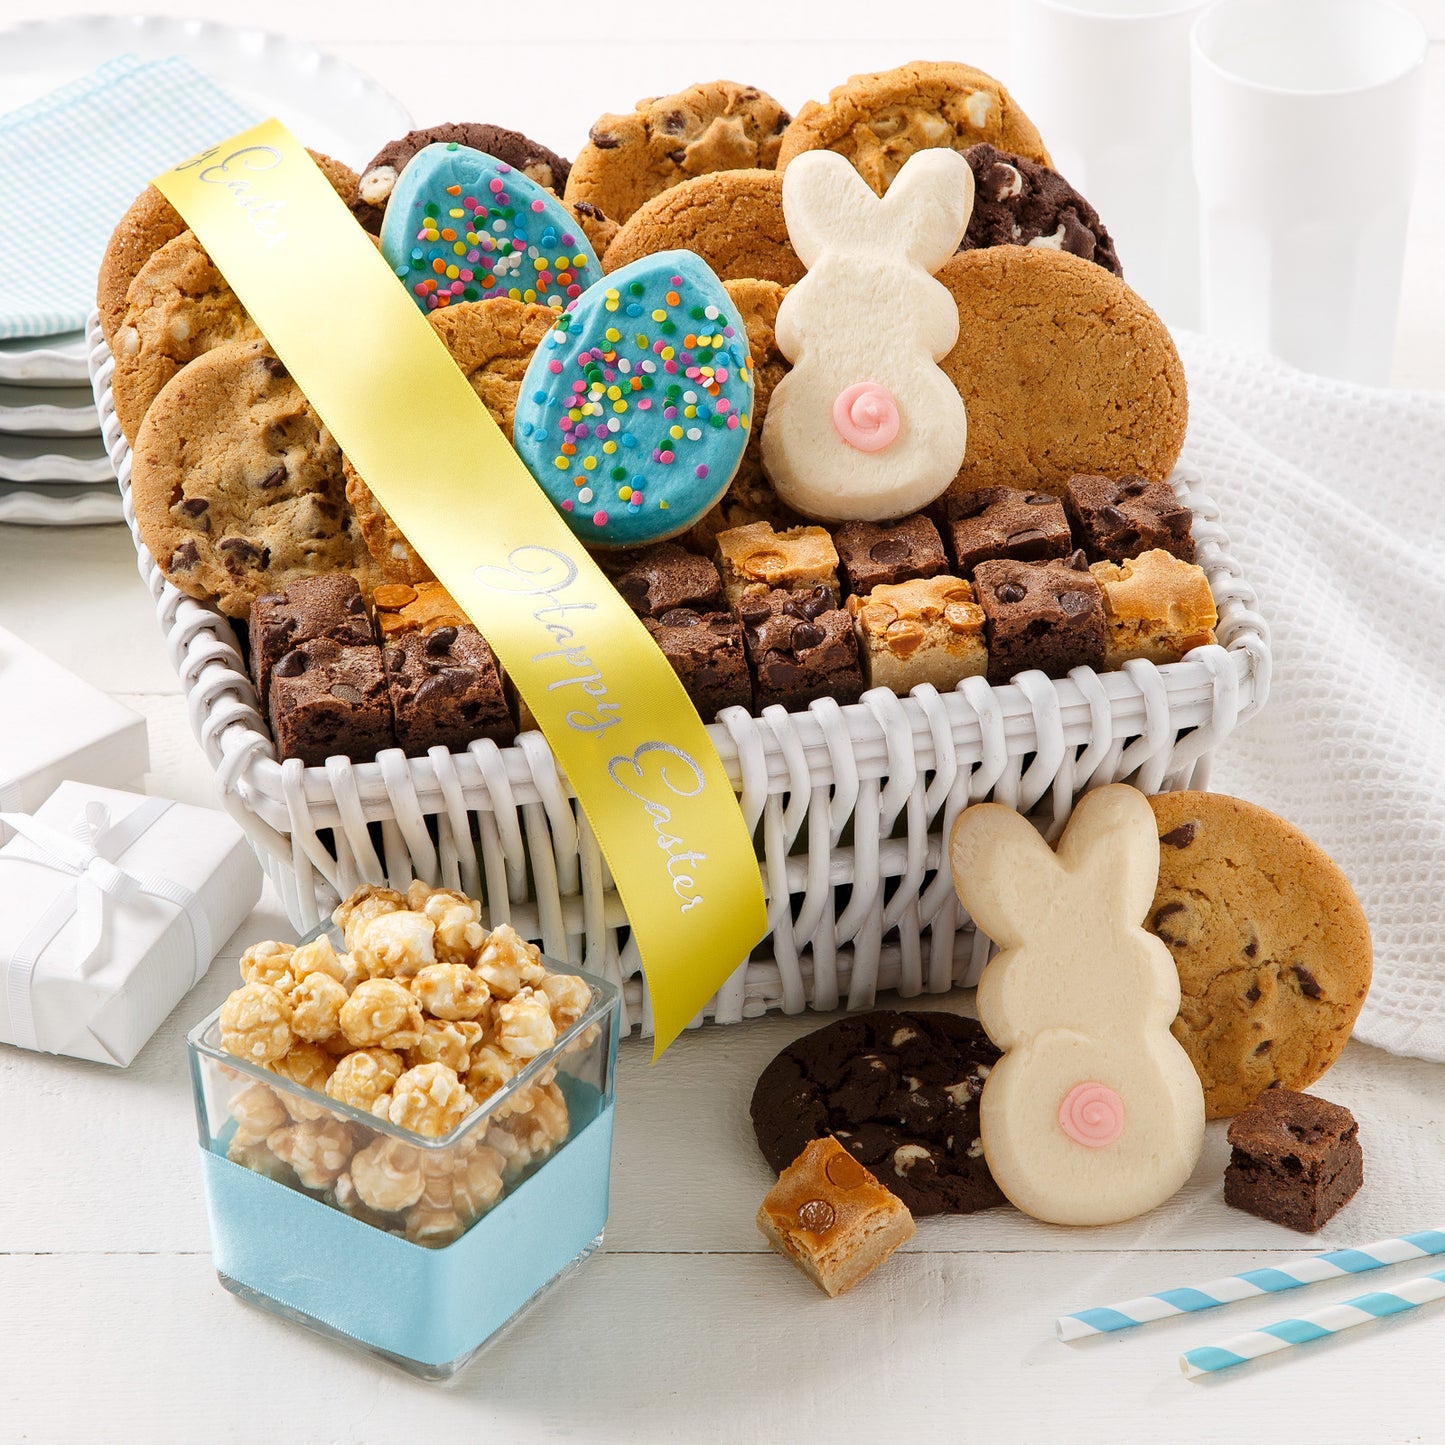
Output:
[{"xmin": 187, "ymin": 926, "xmax": 620, "ymax": 1379}]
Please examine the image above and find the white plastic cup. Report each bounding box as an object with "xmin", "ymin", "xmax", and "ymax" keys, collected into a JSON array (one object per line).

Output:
[
  {"xmin": 1008, "ymin": 0, "xmax": 1210, "ymax": 329},
  {"xmin": 1191, "ymin": 0, "xmax": 1428, "ymax": 383}
]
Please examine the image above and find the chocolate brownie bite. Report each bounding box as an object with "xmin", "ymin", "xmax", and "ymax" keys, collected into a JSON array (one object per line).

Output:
[
  {"xmin": 643, "ymin": 608, "xmax": 751, "ymax": 719},
  {"xmin": 750, "ymin": 1010, "xmax": 1004, "ymax": 1216},
  {"xmin": 962, "ymin": 142, "xmax": 1121, "ymax": 276},
  {"xmin": 351, "ymin": 123, "xmax": 572, "ymax": 233},
  {"xmin": 974, "ymin": 553, "xmax": 1107, "ymax": 684},
  {"xmin": 833, "ymin": 514, "xmax": 948, "ymax": 597},
  {"xmin": 738, "ymin": 586, "xmax": 863, "ymax": 712},
  {"xmin": 268, "ymin": 638, "xmax": 396, "ymax": 766},
  {"xmin": 931, "ymin": 486, "xmax": 1072, "ymax": 578},
  {"xmin": 249, "ymin": 573, "xmax": 371, "ymax": 713},
  {"xmin": 1223, "ymin": 1088, "xmax": 1364, "ymax": 1232},
  {"xmin": 1065, "ymin": 473, "xmax": 1195, "ymax": 564},
  {"xmin": 384, "ymin": 625, "xmax": 515, "ymax": 754},
  {"xmin": 609, "ymin": 542, "xmax": 724, "ymax": 618}
]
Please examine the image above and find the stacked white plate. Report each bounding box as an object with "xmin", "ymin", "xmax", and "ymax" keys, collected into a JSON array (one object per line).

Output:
[{"xmin": 0, "ymin": 333, "xmax": 118, "ymax": 525}]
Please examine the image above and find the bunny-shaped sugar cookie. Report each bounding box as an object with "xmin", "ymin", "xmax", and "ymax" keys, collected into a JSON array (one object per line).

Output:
[
  {"xmin": 949, "ymin": 785, "xmax": 1204, "ymax": 1226},
  {"xmin": 759, "ymin": 148, "xmax": 974, "ymax": 522}
]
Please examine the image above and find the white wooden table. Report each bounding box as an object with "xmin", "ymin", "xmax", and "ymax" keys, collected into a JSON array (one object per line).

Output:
[{"xmin": 4, "ymin": 4, "xmax": 1445, "ymax": 1440}]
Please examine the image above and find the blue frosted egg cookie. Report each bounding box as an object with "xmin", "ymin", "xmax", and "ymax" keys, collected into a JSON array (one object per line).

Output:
[
  {"xmin": 380, "ymin": 142, "xmax": 601, "ymax": 313},
  {"xmin": 512, "ymin": 251, "xmax": 754, "ymax": 548}
]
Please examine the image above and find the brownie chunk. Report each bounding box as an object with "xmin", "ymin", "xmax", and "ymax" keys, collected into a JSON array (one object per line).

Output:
[
  {"xmin": 974, "ymin": 553, "xmax": 1106, "ymax": 684},
  {"xmin": 750, "ymin": 1010, "xmax": 1004, "ymax": 1216},
  {"xmin": 610, "ymin": 543, "xmax": 724, "ymax": 618},
  {"xmin": 268, "ymin": 637, "xmax": 396, "ymax": 766},
  {"xmin": 1223, "ymin": 1088, "xmax": 1364, "ymax": 1232},
  {"xmin": 384, "ymin": 625, "xmax": 515, "ymax": 754},
  {"xmin": 249, "ymin": 574, "xmax": 371, "ymax": 712},
  {"xmin": 642, "ymin": 608, "xmax": 751, "ymax": 719},
  {"xmin": 833, "ymin": 514, "xmax": 948, "ymax": 596},
  {"xmin": 931, "ymin": 486, "xmax": 1072, "ymax": 578},
  {"xmin": 1065, "ymin": 473, "xmax": 1195, "ymax": 564},
  {"xmin": 962, "ymin": 143, "xmax": 1121, "ymax": 275},
  {"xmin": 738, "ymin": 586, "xmax": 863, "ymax": 712}
]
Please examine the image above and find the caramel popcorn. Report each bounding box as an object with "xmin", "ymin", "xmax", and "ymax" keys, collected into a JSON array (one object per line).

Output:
[
  {"xmin": 325, "ymin": 1047, "xmax": 405, "ymax": 1110},
  {"xmin": 220, "ymin": 981, "xmax": 294, "ymax": 1064},
  {"xmin": 289, "ymin": 971, "xmax": 349, "ymax": 1044},
  {"xmin": 464, "ymin": 1043, "xmax": 524, "ymax": 1104},
  {"xmin": 474, "ymin": 924, "xmax": 545, "ymax": 998},
  {"xmin": 385, "ymin": 1063, "xmax": 476, "ymax": 1137},
  {"xmin": 407, "ymin": 1019, "xmax": 484, "ymax": 1074},
  {"xmin": 350, "ymin": 910, "xmax": 437, "ymax": 979},
  {"xmin": 539, "ymin": 972, "xmax": 592, "ymax": 1033},
  {"xmin": 239, "ymin": 939, "xmax": 295, "ymax": 990},
  {"xmin": 494, "ymin": 988, "xmax": 558, "ymax": 1060},
  {"xmin": 411, "ymin": 963, "xmax": 490, "ymax": 1021},
  {"xmin": 227, "ymin": 1135, "xmax": 294, "ymax": 1183},
  {"xmin": 230, "ymin": 1083, "xmax": 289, "ymax": 1145},
  {"xmin": 332, "ymin": 884, "xmax": 407, "ymax": 952},
  {"xmin": 288, "ymin": 933, "xmax": 350, "ymax": 985},
  {"xmin": 412, "ymin": 884, "xmax": 485, "ymax": 963},
  {"xmin": 350, "ymin": 1136, "xmax": 426, "ymax": 1212},
  {"xmin": 268, "ymin": 1041, "xmax": 339, "ymax": 1121},
  {"xmin": 267, "ymin": 1118, "xmax": 356, "ymax": 1189},
  {"xmin": 340, "ymin": 978, "xmax": 425, "ymax": 1049},
  {"xmin": 404, "ymin": 1143, "xmax": 506, "ymax": 1247},
  {"xmin": 488, "ymin": 1082, "xmax": 570, "ymax": 1179}
]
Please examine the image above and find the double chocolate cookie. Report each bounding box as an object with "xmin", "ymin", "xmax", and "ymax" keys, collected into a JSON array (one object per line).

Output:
[{"xmin": 750, "ymin": 1010, "xmax": 1004, "ymax": 1215}]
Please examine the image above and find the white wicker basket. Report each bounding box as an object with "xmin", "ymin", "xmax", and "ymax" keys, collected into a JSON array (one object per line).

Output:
[{"xmin": 89, "ymin": 313, "xmax": 1270, "ymax": 1034}]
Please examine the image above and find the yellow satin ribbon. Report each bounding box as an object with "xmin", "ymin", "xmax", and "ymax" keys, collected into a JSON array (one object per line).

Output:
[{"xmin": 154, "ymin": 121, "xmax": 766, "ymax": 1054}]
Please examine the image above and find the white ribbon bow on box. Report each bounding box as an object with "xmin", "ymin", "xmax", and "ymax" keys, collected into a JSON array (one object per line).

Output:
[{"xmin": 0, "ymin": 796, "xmax": 212, "ymax": 1057}]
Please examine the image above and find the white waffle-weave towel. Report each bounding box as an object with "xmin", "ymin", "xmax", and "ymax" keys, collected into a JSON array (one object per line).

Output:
[
  {"xmin": 0, "ymin": 54, "xmax": 256, "ymax": 339},
  {"xmin": 1177, "ymin": 331, "xmax": 1445, "ymax": 1061}
]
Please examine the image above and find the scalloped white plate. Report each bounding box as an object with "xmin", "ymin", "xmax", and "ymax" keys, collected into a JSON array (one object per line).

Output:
[
  {"xmin": 0, "ymin": 17, "xmax": 412, "ymax": 176},
  {"xmin": 0, "ymin": 332, "xmax": 91, "ymax": 386},
  {"xmin": 0, "ymin": 383, "xmax": 100, "ymax": 436},
  {"xmin": 0, "ymin": 433, "xmax": 113, "ymax": 483},
  {"xmin": 0, "ymin": 482, "xmax": 121, "ymax": 526}
]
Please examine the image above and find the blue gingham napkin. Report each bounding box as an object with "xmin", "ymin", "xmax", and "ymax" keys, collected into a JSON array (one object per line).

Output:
[{"xmin": 0, "ymin": 54, "xmax": 259, "ymax": 339}]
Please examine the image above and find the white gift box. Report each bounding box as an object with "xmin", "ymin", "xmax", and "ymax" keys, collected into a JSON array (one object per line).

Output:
[
  {"xmin": 0, "ymin": 625, "xmax": 149, "ymax": 815},
  {"xmin": 0, "ymin": 781, "xmax": 262, "ymax": 1065}
]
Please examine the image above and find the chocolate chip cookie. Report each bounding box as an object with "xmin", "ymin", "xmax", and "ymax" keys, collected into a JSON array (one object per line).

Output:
[
  {"xmin": 131, "ymin": 339, "xmax": 373, "ymax": 618},
  {"xmin": 350, "ymin": 122, "xmax": 572, "ymax": 233},
  {"xmin": 750, "ymin": 1010, "xmax": 1005, "ymax": 1215},
  {"xmin": 1147, "ymin": 792, "xmax": 1373, "ymax": 1120},
  {"xmin": 97, "ymin": 151, "xmax": 357, "ymax": 348},
  {"xmin": 963, "ymin": 143, "xmax": 1121, "ymax": 276},
  {"xmin": 344, "ymin": 297, "xmax": 559, "ymax": 584},
  {"xmin": 935, "ymin": 246, "xmax": 1187, "ymax": 496},
  {"xmin": 602, "ymin": 169, "xmax": 804, "ymax": 286},
  {"xmin": 564, "ymin": 79, "xmax": 791, "ymax": 226},
  {"xmin": 777, "ymin": 61, "xmax": 1050, "ymax": 195},
  {"xmin": 110, "ymin": 229, "xmax": 261, "ymax": 444}
]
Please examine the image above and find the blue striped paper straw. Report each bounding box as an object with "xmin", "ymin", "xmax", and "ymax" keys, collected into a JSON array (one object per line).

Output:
[
  {"xmin": 1057, "ymin": 1229, "xmax": 1445, "ymax": 1340},
  {"xmin": 1180, "ymin": 1267, "xmax": 1445, "ymax": 1376}
]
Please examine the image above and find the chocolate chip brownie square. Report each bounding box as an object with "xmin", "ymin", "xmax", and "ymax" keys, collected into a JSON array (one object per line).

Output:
[
  {"xmin": 833, "ymin": 514, "xmax": 948, "ymax": 596},
  {"xmin": 738, "ymin": 585, "xmax": 862, "ymax": 711},
  {"xmin": 1065, "ymin": 473, "xmax": 1195, "ymax": 564},
  {"xmin": 268, "ymin": 637, "xmax": 396, "ymax": 766},
  {"xmin": 643, "ymin": 608, "xmax": 752, "ymax": 719},
  {"xmin": 249, "ymin": 573, "xmax": 372, "ymax": 713},
  {"xmin": 973, "ymin": 553, "xmax": 1106, "ymax": 684},
  {"xmin": 1223, "ymin": 1088, "xmax": 1364, "ymax": 1232},
  {"xmin": 609, "ymin": 542, "xmax": 724, "ymax": 618},
  {"xmin": 931, "ymin": 486, "xmax": 1072, "ymax": 578},
  {"xmin": 384, "ymin": 624, "xmax": 515, "ymax": 755}
]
